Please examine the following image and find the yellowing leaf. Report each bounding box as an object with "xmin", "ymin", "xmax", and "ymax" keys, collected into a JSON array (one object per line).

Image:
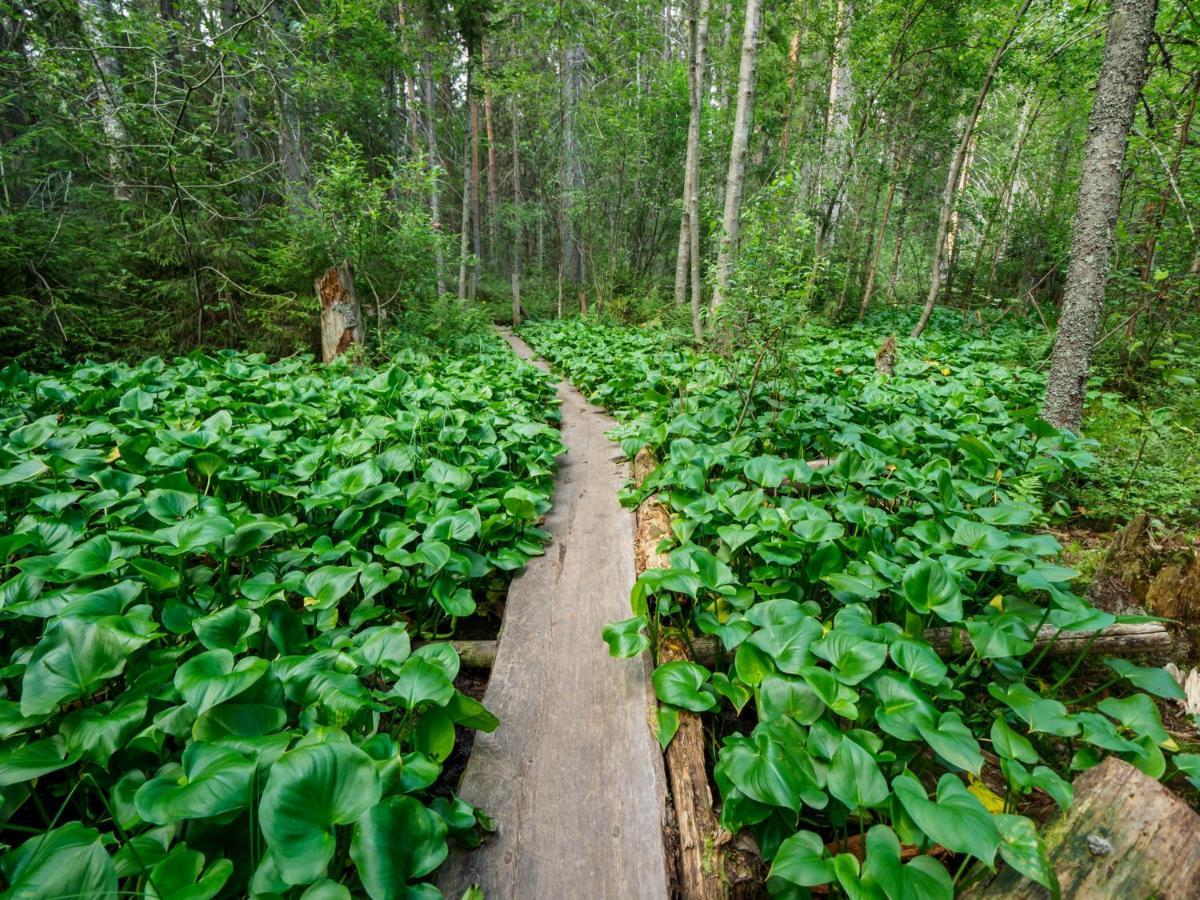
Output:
[
  {"xmin": 105, "ymin": 447, "xmax": 121, "ymax": 463},
  {"xmin": 941, "ymin": 367, "xmax": 951, "ymax": 376},
  {"xmin": 989, "ymin": 595, "xmax": 1004, "ymax": 611},
  {"xmin": 302, "ymin": 596, "xmax": 318, "ymax": 608},
  {"xmin": 967, "ymin": 775, "xmax": 1005, "ymax": 814}
]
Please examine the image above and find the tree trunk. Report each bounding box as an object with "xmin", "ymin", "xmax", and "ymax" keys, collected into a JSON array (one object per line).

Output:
[
  {"xmin": 911, "ymin": 0, "xmax": 1034, "ymax": 338},
  {"xmin": 316, "ymin": 262, "xmax": 363, "ymax": 362},
  {"xmin": 687, "ymin": 0, "xmax": 710, "ymax": 341},
  {"xmin": 561, "ymin": 42, "xmax": 585, "ymax": 287},
  {"xmin": 457, "ymin": 116, "xmax": 472, "ymax": 301},
  {"xmin": 512, "ymin": 95, "xmax": 522, "ymax": 327},
  {"xmin": 483, "ymin": 38, "xmax": 499, "ymax": 270},
  {"xmin": 823, "ymin": 0, "xmax": 853, "ymax": 240},
  {"xmin": 885, "ymin": 181, "xmax": 910, "ymax": 304},
  {"xmin": 710, "ymin": 0, "xmax": 763, "ymax": 312},
  {"xmin": 1041, "ymin": 0, "xmax": 1157, "ymax": 432},
  {"xmin": 221, "ymin": 0, "xmax": 255, "ymax": 214},
  {"xmin": 77, "ymin": 0, "xmax": 131, "ymax": 201},
  {"xmin": 420, "ymin": 44, "xmax": 446, "ymax": 296},
  {"xmin": 469, "ymin": 87, "xmax": 482, "ymax": 297},
  {"xmin": 272, "ymin": 2, "xmax": 307, "ymax": 213}
]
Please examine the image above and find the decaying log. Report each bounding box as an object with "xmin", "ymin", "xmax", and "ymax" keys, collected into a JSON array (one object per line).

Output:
[
  {"xmin": 635, "ymin": 448, "xmax": 764, "ymax": 899},
  {"xmin": 453, "ymin": 622, "xmax": 1172, "ymax": 678},
  {"xmin": 968, "ymin": 757, "xmax": 1200, "ymax": 899},
  {"xmin": 316, "ymin": 261, "xmax": 363, "ymax": 362},
  {"xmin": 686, "ymin": 622, "xmax": 1171, "ymax": 669},
  {"xmin": 874, "ymin": 334, "xmax": 897, "ymax": 376},
  {"xmin": 448, "ymin": 639, "xmax": 498, "ymax": 669}
]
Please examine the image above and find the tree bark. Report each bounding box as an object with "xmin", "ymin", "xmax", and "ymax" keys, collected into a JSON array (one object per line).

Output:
[
  {"xmin": 561, "ymin": 43, "xmax": 585, "ymax": 287},
  {"xmin": 911, "ymin": 0, "xmax": 1033, "ymax": 338},
  {"xmin": 272, "ymin": 1, "xmax": 307, "ymax": 213},
  {"xmin": 675, "ymin": 0, "xmax": 710, "ymax": 337},
  {"xmin": 420, "ymin": 43, "xmax": 446, "ymax": 296},
  {"xmin": 457, "ymin": 114, "xmax": 472, "ymax": 301},
  {"xmin": 469, "ymin": 86, "xmax": 482, "ymax": 297},
  {"xmin": 710, "ymin": 0, "xmax": 763, "ymax": 312},
  {"xmin": 1041, "ymin": 0, "xmax": 1157, "ymax": 432},
  {"xmin": 482, "ymin": 38, "xmax": 499, "ymax": 270},
  {"xmin": 511, "ymin": 95, "xmax": 522, "ymax": 327},
  {"xmin": 967, "ymin": 757, "xmax": 1200, "ymax": 898},
  {"xmin": 77, "ymin": 0, "xmax": 131, "ymax": 201},
  {"xmin": 823, "ymin": 0, "xmax": 853, "ymax": 239},
  {"xmin": 316, "ymin": 262, "xmax": 363, "ymax": 362}
]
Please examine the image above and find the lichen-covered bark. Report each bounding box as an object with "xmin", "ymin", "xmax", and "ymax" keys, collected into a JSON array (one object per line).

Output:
[{"xmin": 1041, "ymin": 0, "xmax": 1157, "ymax": 432}]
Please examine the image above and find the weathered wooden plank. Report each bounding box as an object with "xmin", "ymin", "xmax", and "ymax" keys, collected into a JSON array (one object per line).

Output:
[
  {"xmin": 968, "ymin": 756, "xmax": 1200, "ymax": 898},
  {"xmin": 437, "ymin": 330, "xmax": 669, "ymax": 900}
]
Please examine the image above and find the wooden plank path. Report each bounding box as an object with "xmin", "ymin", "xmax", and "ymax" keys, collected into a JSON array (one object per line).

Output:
[{"xmin": 438, "ymin": 329, "xmax": 670, "ymax": 900}]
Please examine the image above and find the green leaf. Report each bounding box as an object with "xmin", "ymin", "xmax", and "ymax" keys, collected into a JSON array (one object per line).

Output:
[
  {"xmin": 861, "ymin": 825, "xmax": 953, "ymax": 900},
  {"xmin": 813, "ymin": 630, "xmax": 887, "ymax": 685},
  {"xmin": 889, "ymin": 639, "xmax": 947, "ymax": 686},
  {"xmin": 145, "ymin": 488, "xmax": 198, "ymax": 523},
  {"xmin": 917, "ymin": 712, "xmax": 983, "ymax": 775},
  {"xmin": 991, "ymin": 715, "xmax": 1039, "ymax": 764},
  {"xmin": 1102, "ymin": 658, "xmax": 1186, "ymax": 700},
  {"xmin": 260, "ymin": 738, "xmax": 382, "ymax": 885},
  {"xmin": 392, "ymin": 657, "xmax": 455, "ymax": 709},
  {"xmin": 350, "ymin": 796, "xmax": 449, "ymax": 898},
  {"xmin": 176, "ymin": 650, "xmax": 269, "ymax": 715},
  {"xmin": 769, "ymin": 830, "xmax": 834, "ymax": 888},
  {"xmin": 144, "ymin": 846, "xmax": 233, "ymax": 900},
  {"xmin": 1097, "ymin": 693, "xmax": 1171, "ymax": 747},
  {"xmin": 135, "ymin": 742, "xmax": 255, "ymax": 824},
  {"xmin": 303, "ymin": 566, "xmax": 360, "ymax": 610},
  {"xmin": 901, "ymin": 559, "xmax": 962, "ymax": 622},
  {"xmin": 653, "ymin": 661, "xmax": 716, "ymax": 713},
  {"xmin": 995, "ymin": 814, "xmax": 1055, "ymax": 890},
  {"xmin": 892, "ymin": 773, "xmax": 999, "ymax": 865},
  {"xmin": 715, "ymin": 723, "xmax": 827, "ymax": 813},
  {"xmin": 988, "ymin": 683, "xmax": 1079, "ymax": 737},
  {"xmin": 602, "ymin": 616, "xmax": 650, "ymax": 658},
  {"xmin": 0, "ymin": 735, "xmax": 78, "ymax": 786},
  {"xmin": 656, "ymin": 705, "xmax": 681, "ymax": 750},
  {"xmin": 21, "ymin": 618, "xmax": 149, "ymax": 716},
  {"xmin": 0, "ymin": 821, "xmax": 117, "ymax": 899},
  {"xmin": 828, "ymin": 737, "xmax": 889, "ymax": 810}
]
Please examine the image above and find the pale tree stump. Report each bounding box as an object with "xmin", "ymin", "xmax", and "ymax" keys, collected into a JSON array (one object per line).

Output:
[
  {"xmin": 315, "ymin": 261, "xmax": 363, "ymax": 362},
  {"xmin": 969, "ymin": 757, "xmax": 1200, "ymax": 899}
]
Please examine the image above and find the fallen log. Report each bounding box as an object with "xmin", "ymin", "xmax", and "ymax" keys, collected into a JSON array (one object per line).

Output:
[
  {"xmin": 449, "ymin": 622, "xmax": 1172, "ymax": 675},
  {"xmin": 967, "ymin": 757, "xmax": 1200, "ymax": 898},
  {"xmin": 635, "ymin": 447, "xmax": 762, "ymax": 899}
]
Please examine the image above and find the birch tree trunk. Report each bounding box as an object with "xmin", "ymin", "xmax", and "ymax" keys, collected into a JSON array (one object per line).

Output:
[
  {"xmin": 911, "ymin": 0, "xmax": 1033, "ymax": 338},
  {"xmin": 512, "ymin": 95, "xmax": 522, "ymax": 327},
  {"xmin": 482, "ymin": 39, "xmax": 499, "ymax": 269},
  {"xmin": 823, "ymin": 0, "xmax": 853, "ymax": 239},
  {"xmin": 561, "ymin": 42, "xmax": 585, "ymax": 287},
  {"xmin": 420, "ymin": 44, "xmax": 446, "ymax": 296},
  {"xmin": 710, "ymin": 0, "xmax": 763, "ymax": 312},
  {"xmin": 687, "ymin": 0, "xmax": 710, "ymax": 339},
  {"xmin": 78, "ymin": 0, "xmax": 131, "ymax": 201},
  {"xmin": 1042, "ymin": 0, "xmax": 1157, "ymax": 432}
]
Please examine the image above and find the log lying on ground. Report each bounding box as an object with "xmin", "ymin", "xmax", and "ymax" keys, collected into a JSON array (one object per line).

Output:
[
  {"xmin": 451, "ymin": 622, "xmax": 1171, "ymax": 675},
  {"xmin": 967, "ymin": 757, "xmax": 1200, "ymax": 898},
  {"xmin": 315, "ymin": 260, "xmax": 363, "ymax": 362},
  {"xmin": 634, "ymin": 447, "xmax": 763, "ymax": 899}
]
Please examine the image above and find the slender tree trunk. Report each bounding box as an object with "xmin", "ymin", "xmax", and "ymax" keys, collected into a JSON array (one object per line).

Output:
[
  {"xmin": 469, "ymin": 86, "xmax": 482, "ymax": 297},
  {"xmin": 483, "ymin": 38, "xmax": 499, "ymax": 269},
  {"xmin": 972, "ymin": 95, "xmax": 1039, "ymax": 298},
  {"xmin": 512, "ymin": 94, "xmax": 523, "ymax": 326},
  {"xmin": 885, "ymin": 182, "xmax": 910, "ymax": 304},
  {"xmin": 687, "ymin": 0, "xmax": 710, "ymax": 339},
  {"xmin": 710, "ymin": 0, "xmax": 763, "ymax": 312},
  {"xmin": 272, "ymin": 1, "xmax": 307, "ymax": 212},
  {"xmin": 420, "ymin": 45, "xmax": 446, "ymax": 296},
  {"xmin": 78, "ymin": 0, "xmax": 131, "ymax": 201},
  {"xmin": 911, "ymin": 0, "xmax": 1033, "ymax": 338},
  {"xmin": 1042, "ymin": 0, "xmax": 1157, "ymax": 432},
  {"xmin": 823, "ymin": 0, "xmax": 853, "ymax": 239},
  {"xmin": 221, "ymin": 0, "xmax": 255, "ymax": 214},
  {"xmin": 779, "ymin": 23, "xmax": 802, "ymax": 160},
  {"xmin": 943, "ymin": 129, "xmax": 978, "ymax": 301},
  {"xmin": 860, "ymin": 179, "xmax": 896, "ymax": 319},
  {"xmin": 561, "ymin": 42, "xmax": 585, "ymax": 287},
  {"xmin": 457, "ymin": 117, "xmax": 472, "ymax": 301}
]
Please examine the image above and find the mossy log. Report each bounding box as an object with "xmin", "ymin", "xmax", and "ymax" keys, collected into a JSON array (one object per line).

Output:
[{"xmin": 968, "ymin": 757, "xmax": 1200, "ymax": 898}]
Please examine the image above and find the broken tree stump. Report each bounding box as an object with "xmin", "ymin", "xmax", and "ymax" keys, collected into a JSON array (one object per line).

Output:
[
  {"xmin": 968, "ymin": 757, "xmax": 1200, "ymax": 899},
  {"xmin": 315, "ymin": 261, "xmax": 363, "ymax": 362},
  {"xmin": 874, "ymin": 334, "xmax": 897, "ymax": 376}
]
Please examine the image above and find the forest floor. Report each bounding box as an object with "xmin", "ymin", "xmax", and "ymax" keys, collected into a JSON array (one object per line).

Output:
[{"xmin": 437, "ymin": 329, "xmax": 670, "ymax": 899}]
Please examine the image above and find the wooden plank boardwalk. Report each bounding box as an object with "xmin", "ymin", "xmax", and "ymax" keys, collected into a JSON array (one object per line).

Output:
[{"xmin": 437, "ymin": 329, "xmax": 670, "ymax": 900}]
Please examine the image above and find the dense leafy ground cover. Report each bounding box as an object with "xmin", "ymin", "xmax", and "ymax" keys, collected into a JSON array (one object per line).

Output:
[
  {"xmin": 522, "ymin": 318, "xmax": 1200, "ymax": 898},
  {"xmin": 0, "ymin": 342, "xmax": 562, "ymax": 898}
]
